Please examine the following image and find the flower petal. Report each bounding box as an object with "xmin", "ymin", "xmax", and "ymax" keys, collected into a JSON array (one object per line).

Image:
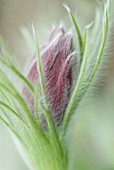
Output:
[
  {"xmin": 49, "ymin": 51, "xmax": 76, "ymax": 125},
  {"xmin": 23, "ymin": 27, "xmax": 76, "ymax": 127}
]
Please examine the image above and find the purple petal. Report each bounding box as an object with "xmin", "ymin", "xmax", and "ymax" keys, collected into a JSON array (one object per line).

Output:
[{"xmin": 23, "ymin": 27, "xmax": 76, "ymax": 126}]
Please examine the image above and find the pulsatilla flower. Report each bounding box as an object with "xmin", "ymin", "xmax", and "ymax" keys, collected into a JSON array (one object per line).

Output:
[
  {"xmin": 23, "ymin": 27, "xmax": 76, "ymax": 126},
  {"xmin": 0, "ymin": 1, "xmax": 110, "ymax": 170}
]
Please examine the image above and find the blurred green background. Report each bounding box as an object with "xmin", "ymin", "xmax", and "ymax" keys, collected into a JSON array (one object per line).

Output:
[{"xmin": 0, "ymin": 0, "xmax": 114, "ymax": 170}]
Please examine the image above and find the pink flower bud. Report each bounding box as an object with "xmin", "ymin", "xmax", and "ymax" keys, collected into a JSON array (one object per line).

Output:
[{"xmin": 23, "ymin": 27, "xmax": 76, "ymax": 126}]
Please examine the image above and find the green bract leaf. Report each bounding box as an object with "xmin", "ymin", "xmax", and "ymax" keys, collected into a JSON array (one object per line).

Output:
[{"xmin": 62, "ymin": 0, "xmax": 110, "ymax": 133}]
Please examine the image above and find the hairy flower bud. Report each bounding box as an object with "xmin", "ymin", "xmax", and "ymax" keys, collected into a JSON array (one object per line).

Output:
[{"xmin": 23, "ymin": 27, "xmax": 76, "ymax": 126}]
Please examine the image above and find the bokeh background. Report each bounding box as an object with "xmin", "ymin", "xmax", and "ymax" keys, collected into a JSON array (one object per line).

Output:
[{"xmin": 0, "ymin": 0, "xmax": 114, "ymax": 170}]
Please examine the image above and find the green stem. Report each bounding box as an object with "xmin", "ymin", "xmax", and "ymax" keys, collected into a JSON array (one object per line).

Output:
[
  {"xmin": 0, "ymin": 116, "xmax": 24, "ymax": 146},
  {"xmin": 64, "ymin": 4, "xmax": 83, "ymax": 62},
  {"xmin": 0, "ymin": 101, "xmax": 27, "ymax": 126},
  {"xmin": 62, "ymin": 27, "xmax": 88, "ymax": 132},
  {"xmin": 32, "ymin": 25, "xmax": 64, "ymax": 162},
  {"xmin": 34, "ymin": 83, "xmax": 40, "ymax": 125},
  {"xmin": 77, "ymin": 6, "xmax": 109, "ymax": 104},
  {"xmin": 0, "ymin": 58, "xmax": 34, "ymax": 94},
  {"xmin": 62, "ymin": 0, "xmax": 109, "ymax": 133}
]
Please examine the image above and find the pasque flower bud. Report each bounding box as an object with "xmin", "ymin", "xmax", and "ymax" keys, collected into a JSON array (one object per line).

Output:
[{"xmin": 23, "ymin": 27, "xmax": 76, "ymax": 126}]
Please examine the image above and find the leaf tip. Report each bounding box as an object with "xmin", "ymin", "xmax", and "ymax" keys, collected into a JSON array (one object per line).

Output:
[{"xmin": 63, "ymin": 3, "xmax": 70, "ymax": 13}]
